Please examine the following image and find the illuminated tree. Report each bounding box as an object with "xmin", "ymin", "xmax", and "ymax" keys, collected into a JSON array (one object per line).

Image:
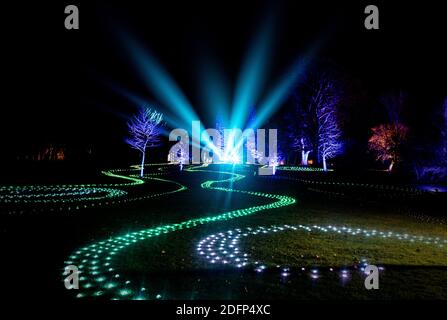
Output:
[
  {"xmin": 368, "ymin": 123, "xmax": 409, "ymax": 172},
  {"xmin": 289, "ymin": 72, "xmax": 344, "ymax": 169},
  {"xmin": 215, "ymin": 121, "xmax": 226, "ymax": 161},
  {"xmin": 317, "ymin": 95, "xmax": 343, "ymax": 171},
  {"xmin": 268, "ymin": 150, "xmax": 284, "ymax": 175},
  {"xmin": 169, "ymin": 139, "xmax": 189, "ymax": 170},
  {"xmin": 416, "ymin": 98, "xmax": 447, "ymax": 181},
  {"xmin": 126, "ymin": 107, "xmax": 164, "ymax": 177},
  {"xmin": 287, "ymin": 94, "xmax": 316, "ymax": 166},
  {"xmin": 442, "ymin": 98, "xmax": 447, "ymax": 159},
  {"xmin": 246, "ymin": 137, "xmax": 261, "ymax": 163}
]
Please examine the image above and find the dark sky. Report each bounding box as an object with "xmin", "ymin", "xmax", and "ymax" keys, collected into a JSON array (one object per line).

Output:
[{"xmin": 2, "ymin": 0, "xmax": 446, "ymax": 161}]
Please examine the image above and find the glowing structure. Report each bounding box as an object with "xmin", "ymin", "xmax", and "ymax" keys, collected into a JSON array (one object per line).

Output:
[
  {"xmin": 169, "ymin": 122, "xmax": 278, "ymax": 173},
  {"xmin": 126, "ymin": 107, "xmax": 164, "ymax": 177},
  {"xmin": 368, "ymin": 123, "xmax": 409, "ymax": 172}
]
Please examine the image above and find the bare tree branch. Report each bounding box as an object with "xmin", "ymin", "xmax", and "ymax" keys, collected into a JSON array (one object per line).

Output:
[{"xmin": 126, "ymin": 107, "xmax": 164, "ymax": 176}]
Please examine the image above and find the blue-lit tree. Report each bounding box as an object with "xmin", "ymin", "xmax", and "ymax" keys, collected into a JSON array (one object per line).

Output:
[
  {"xmin": 126, "ymin": 107, "xmax": 164, "ymax": 177},
  {"xmin": 268, "ymin": 149, "xmax": 285, "ymax": 175},
  {"xmin": 215, "ymin": 121, "xmax": 226, "ymax": 161},
  {"xmin": 416, "ymin": 98, "xmax": 447, "ymax": 181},
  {"xmin": 287, "ymin": 93, "xmax": 316, "ymax": 166},
  {"xmin": 442, "ymin": 98, "xmax": 447, "ymax": 160},
  {"xmin": 316, "ymin": 81, "xmax": 344, "ymax": 171},
  {"xmin": 169, "ymin": 139, "xmax": 188, "ymax": 170},
  {"xmin": 288, "ymin": 71, "xmax": 344, "ymax": 169},
  {"xmin": 290, "ymin": 73, "xmax": 343, "ymax": 170}
]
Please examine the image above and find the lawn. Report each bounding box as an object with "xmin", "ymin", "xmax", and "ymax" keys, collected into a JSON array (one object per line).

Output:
[
  {"xmin": 1, "ymin": 163, "xmax": 446, "ymax": 300},
  {"xmin": 110, "ymin": 164, "xmax": 447, "ymax": 299}
]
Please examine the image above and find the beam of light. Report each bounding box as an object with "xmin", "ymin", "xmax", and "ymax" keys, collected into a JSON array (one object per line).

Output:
[
  {"xmin": 104, "ymin": 81, "xmax": 182, "ymax": 132},
  {"xmin": 201, "ymin": 131, "xmax": 223, "ymax": 161},
  {"xmin": 119, "ymin": 33, "xmax": 200, "ymax": 130},
  {"xmin": 250, "ymin": 49, "xmax": 316, "ymax": 130},
  {"xmin": 118, "ymin": 33, "xmax": 220, "ymax": 161},
  {"xmin": 118, "ymin": 34, "xmax": 228, "ymax": 161},
  {"xmin": 229, "ymin": 14, "xmax": 275, "ymax": 130},
  {"xmin": 249, "ymin": 25, "xmax": 331, "ymax": 129},
  {"xmin": 198, "ymin": 58, "xmax": 230, "ymax": 126},
  {"xmin": 116, "ymin": 18, "xmax": 324, "ymax": 164},
  {"xmin": 229, "ymin": 39, "xmax": 321, "ymax": 156}
]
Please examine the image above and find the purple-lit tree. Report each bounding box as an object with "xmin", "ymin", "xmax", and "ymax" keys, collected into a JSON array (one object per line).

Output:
[
  {"xmin": 169, "ymin": 139, "xmax": 188, "ymax": 170},
  {"xmin": 288, "ymin": 72, "xmax": 344, "ymax": 169},
  {"xmin": 215, "ymin": 121, "xmax": 226, "ymax": 161},
  {"xmin": 416, "ymin": 98, "xmax": 447, "ymax": 181},
  {"xmin": 287, "ymin": 94, "xmax": 316, "ymax": 166},
  {"xmin": 317, "ymin": 90, "xmax": 343, "ymax": 171},
  {"xmin": 268, "ymin": 150, "xmax": 284, "ymax": 175},
  {"xmin": 126, "ymin": 107, "xmax": 164, "ymax": 177},
  {"xmin": 442, "ymin": 98, "xmax": 447, "ymax": 159}
]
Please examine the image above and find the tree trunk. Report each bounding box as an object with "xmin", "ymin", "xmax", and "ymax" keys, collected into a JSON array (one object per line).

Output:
[
  {"xmin": 322, "ymin": 155, "xmax": 327, "ymax": 171},
  {"xmin": 140, "ymin": 151, "xmax": 146, "ymax": 177},
  {"xmin": 388, "ymin": 161, "xmax": 394, "ymax": 172},
  {"xmin": 301, "ymin": 150, "xmax": 310, "ymax": 166}
]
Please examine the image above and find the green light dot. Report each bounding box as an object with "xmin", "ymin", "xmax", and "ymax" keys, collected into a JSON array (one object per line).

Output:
[{"xmin": 119, "ymin": 289, "xmax": 132, "ymax": 296}]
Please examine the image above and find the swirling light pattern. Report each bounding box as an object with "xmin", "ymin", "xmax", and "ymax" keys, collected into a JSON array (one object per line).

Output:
[
  {"xmin": 0, "ymin": 164, "xmax": 183, "ymax": 215},
  {"xmin": 62, "ymin": 165, "xmax": 296, "ymax": 299},
  {"xmin": 58, "ymin": 164, "xmax": 444, "ymax": 299},
  {"xmin": 0, "ymin": 185, "xmax": 127, "ymax": 204},
  {"xmin": 197, "ymin": 224, "xmax": 447, "ymax": 280}
]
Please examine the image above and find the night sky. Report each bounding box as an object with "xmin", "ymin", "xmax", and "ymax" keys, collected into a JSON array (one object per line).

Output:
[{"xmin": 2, "ymin": 0, "xmax": 446, "ymax": 164}]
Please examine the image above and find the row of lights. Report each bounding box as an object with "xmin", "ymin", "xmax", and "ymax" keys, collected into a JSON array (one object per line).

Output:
[
  {"xmin": 278, "ymin": 166, "xmax": 331, "ymax": 172},
  {"xmin": 268, "ymin": 170, "xmax": 425, "ymax": 195},
  {"xmin": 0, "ymin": 185, "xmax": 127, "ymax": 204}
]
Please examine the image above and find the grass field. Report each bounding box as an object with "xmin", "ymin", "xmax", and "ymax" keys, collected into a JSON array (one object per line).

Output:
[{"xmin": 1, "ymin": 163, "xmax": 446, "ymax": 300}]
